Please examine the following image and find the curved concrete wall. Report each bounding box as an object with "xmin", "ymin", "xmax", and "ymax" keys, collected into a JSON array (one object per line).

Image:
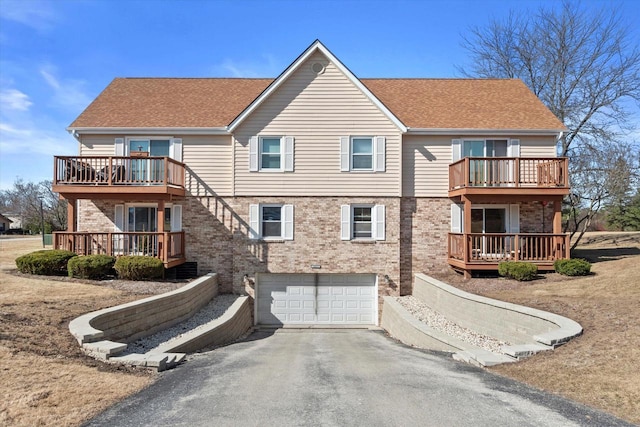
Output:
[
  {"xmin": 70, "ymin": 273, "xmax": 218, "ymax": 344},
  {"xmin": 382, "ymin": 297, "xmax": 480, "ymax": 353},
  {"xmin": 411, "ymin": 273, "xmax": 582, "ymax": 346},
  {"xmin": 154, "ymin": 296, "xmax": 252, "ymax": 354}
]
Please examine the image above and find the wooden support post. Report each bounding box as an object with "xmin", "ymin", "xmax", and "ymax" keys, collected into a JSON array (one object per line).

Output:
[
  {"xmin": 462, "ymin": 195, "xmax": 472, "ymax": 265},
  {"xmin": 157, "ymin": 200, "xmax": 165, "ymax": 261},
  {"xmin": 108, "ymin": 157, "xmax": 113, "ymax": 186},
  {"xmin": 157, "ymin": 200, "xmax": 165, "ymax": 233},
  {"xmin": 66, "ymin": 198, "xmax": 77, "ymax": 232},
  {"xmin": 164, "ymin": 157, "xmax": 169, "ymax": 186},
  {"xmin": 552, "ymin": 197, "xmax": 562, "ymax": 234},
  {"xmin": 464, "ymin": 158, "xmax": 470, "ymax": 187},
  {"xmin": 552, "ymin": 197, "xmax": 567, "ymax": 259}
]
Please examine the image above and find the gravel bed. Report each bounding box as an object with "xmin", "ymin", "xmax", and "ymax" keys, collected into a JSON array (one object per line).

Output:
[
  {"xmin": 123, "ymin": 294, "xmax": 238, "ymax": 354},
  {"xmin": 395, "ymin": 296, "xmax": 509, "ymax": 353}
]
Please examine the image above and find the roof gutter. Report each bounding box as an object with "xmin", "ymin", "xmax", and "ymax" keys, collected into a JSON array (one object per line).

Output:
[
  {"xmin": 67, "ymin": 129, "xmax": 81, "ymax": 141},
  {"xmin": 405, "ymin": 128, "xmax": 566, "ymax": 136},
  {"xmin": 66, "ymin": 127, "xmax": 231, "ymax": 136}
]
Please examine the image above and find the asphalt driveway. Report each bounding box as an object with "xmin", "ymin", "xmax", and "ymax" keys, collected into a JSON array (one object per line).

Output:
[{"xmin": 85, "ymin": 329, "xmax": 630, "ymax": 427}]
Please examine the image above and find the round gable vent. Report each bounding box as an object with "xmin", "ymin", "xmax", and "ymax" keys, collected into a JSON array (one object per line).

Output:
[{"xmin": 311, "ymin": 62, "xmax": 325, "ymax": 74}]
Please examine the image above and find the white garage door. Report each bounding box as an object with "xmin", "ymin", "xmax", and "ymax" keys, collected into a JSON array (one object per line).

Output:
[{"xmin": 256, "ymin": 273, "xmax": 377, "ymax": 326}]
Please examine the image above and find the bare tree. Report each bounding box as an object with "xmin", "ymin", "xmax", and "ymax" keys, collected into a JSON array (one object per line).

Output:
[
  {"xmin": 0, "ymin": 179, "xmax": 67, "ymax": 233},
  {"xmin": 459, "ymin": 1, "xmax": 640, "ymax": 250}
]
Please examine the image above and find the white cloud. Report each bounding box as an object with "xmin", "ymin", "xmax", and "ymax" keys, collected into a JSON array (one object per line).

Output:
[
  {"xmin": 0, "ymin": 121, "xmax": 74, "ymax": 156},
  {"xmin": 39, "ymin": 64, "xmax": 91, "ymax": 111},
  {"xmin": 0, "ymin": 88, "xmax": 32, "ymax": 111},
  {"xmin": 0, "ymin": 0, "xmax": 58, "ymax": 31},
  {"xmin": 213, "ymin": 54, "xmax": 281, "ymax": 77}
]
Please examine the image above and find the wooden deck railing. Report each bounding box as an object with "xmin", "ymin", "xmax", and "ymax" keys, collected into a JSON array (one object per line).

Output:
[
  {"xmin": 54, "ymin": 231, "xmax": 185, "ymax": 263},
  {"xmin": 448, "ymin": 232, "xmax": 570, "ymax": 264},
  {"xmin": 54, "ymin": 156, "xmax": 185, "ymax": 188},
  {"xmin": 449, "ymin": 157, "xmax": 568, "ymax": 189}
]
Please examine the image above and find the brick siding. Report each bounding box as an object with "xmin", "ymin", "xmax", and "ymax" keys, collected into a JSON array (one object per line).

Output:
[{"xmin": 76, "ymin": 197, "xmax": 559, "ymax": 304}]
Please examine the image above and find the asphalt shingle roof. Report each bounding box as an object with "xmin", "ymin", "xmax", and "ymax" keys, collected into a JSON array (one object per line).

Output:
[{"xmin": 70, "ymin": 77, "xmax": 565, "ymax": 131}]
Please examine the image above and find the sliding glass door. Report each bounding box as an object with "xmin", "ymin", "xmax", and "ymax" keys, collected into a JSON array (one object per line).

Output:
[
  {"xmin": 126, "ymin": 206, "xmax": 172, "ymax": 255},
  {"xmin": 464, "ymin": 140, "xmax": 508, "ymax": 186},
  {"xmin": 471, "ymin": 207, "xmax": 507, "ymax": 255},
  {"xmin": 128, "ymin": 139, "xmax": 170, "ymax": 182}
]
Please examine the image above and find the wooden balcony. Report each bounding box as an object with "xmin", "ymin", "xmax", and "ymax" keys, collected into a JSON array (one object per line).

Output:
[
  {"xmin": 54, "ymin": 231, "xmax": 186, "ymax": 268},
  {"xmin": 448, "ymin": 232, "xmax": 570, "ymax": 273},
  {"xmin": 53, "ymin": 156, "xmax": 185, "ymax": 199},
  {"xmin": 449, "ymin": 157, "xmax": 569, "ymax": 197}
]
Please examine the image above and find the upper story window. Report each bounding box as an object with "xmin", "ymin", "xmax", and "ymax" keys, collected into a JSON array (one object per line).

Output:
[
  {"xmin": 341, "ymin": 204, "xmax": 385, "ymax": 241},
  {"xmin": 452, "ymin": 138, "xmax": 520, "ymax": 162},
  {"xmin": 340, "ymin": 136, "xmax": 385, "ymax": 172},
  {"xmin": 115, "ymin": 137, "xmax": 182, "ymax": 162},
  {"xmin": 249, "ymin": 136, "xmax": 294, "ymax": 172},
  {"xmin": 129, "ymin": 139, "xmax": 170, "ymax": 157},
  {"xmin": 463, "ymin": 140, "xmax": 507, "ymax": 157},
  {"xmin": 351, "ymin": 137, "xmax": 374, "ymax": 170},
  {"xmin": 249, "ymin": 204, "xmax": 294, "ymax": 240},
  {"xmin": 260, "ymin": 137, "xmax": 282, "ymax": 170}
]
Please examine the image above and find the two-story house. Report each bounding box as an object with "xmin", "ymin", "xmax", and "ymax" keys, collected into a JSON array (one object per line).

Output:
[{"xmin": 53, "ymin": 41, "xmax": 569, "ymax": 326}]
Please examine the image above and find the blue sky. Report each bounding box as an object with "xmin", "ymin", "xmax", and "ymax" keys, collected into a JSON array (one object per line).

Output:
[{"xmin": 1, "ymin": 0, "xmax": 638, "ymax": 190}]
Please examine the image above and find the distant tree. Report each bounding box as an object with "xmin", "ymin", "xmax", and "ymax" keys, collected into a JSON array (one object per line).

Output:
[
  {"xmin": 607, "ymin": 189, "xmax": 640, "ymax": 231},
  {"xmin": 565, "ymin": 140, "xmax": 639, "ymax": 238},
  {"xmin": 0, "ymin": 179, "xmax": 67, "ymax": 233},
  {"xmin": 459, "ymin": 0, "xmax": 640, "ymax": 250}
]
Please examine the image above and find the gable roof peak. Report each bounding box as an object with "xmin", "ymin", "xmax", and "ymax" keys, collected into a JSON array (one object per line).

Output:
[{"xmin": 227, "ymin": 40, "xmax": 407, "ymax": 132}]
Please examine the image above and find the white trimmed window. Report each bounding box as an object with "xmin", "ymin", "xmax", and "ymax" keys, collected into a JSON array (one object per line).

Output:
[
  {"xmin": 249, "ymin": 204, "xmax": 294, "ymax": 240},
  {"xmin": 451, "ymin": 138, "xmax": 520, "ymax": 162},
  {"xmin": 340, "ymin": 136, "xmax": 385, "ymax": 172},
  {"xmin": 352, "ymin": 137, "xmax": 373, "ymax": 170},
  {"xmin": 116, "ymin": 137, "xmax": 182, "ymax": 161},
  {"xmin": 261, "ymin": 137, "xmax": 282, "ymax": 170},
  {"xmin": 249, "ymin": 136, "xmax": 294, "ymax": 172},
  {"xmin": 341, "ymin": 204, "xmax": 385, "ymax": 241}
]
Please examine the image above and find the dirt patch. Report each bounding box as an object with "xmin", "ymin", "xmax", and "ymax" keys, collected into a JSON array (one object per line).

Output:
[
  {"xmin": 0, "ymin": 238, "xmax": 175, "ymax": 426},
  {"xmin": 434, "ymin": 232, "xmax": 640, "ymax": 424}
]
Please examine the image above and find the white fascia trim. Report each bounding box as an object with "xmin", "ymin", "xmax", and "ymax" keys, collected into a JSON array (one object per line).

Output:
[
  {"xmin": 67, "ymin": 127, "xmax": 230, "ymax": 135},
  {"xmin": 228, "ymin": 40, "xmax": 407, "ymax": 133},
  {"xmin": 406, "ymin": 128, "xmax": 565, "ymax": 137}
]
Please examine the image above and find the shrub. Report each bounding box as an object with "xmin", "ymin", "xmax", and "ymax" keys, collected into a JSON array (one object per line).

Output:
[
  {"xmin": 498, "ymin": 261, "xmax": 538, "ymax": 281},
  {"xmin": 114, "ymin": 256, "xmax": 164, "ymax": 280},
  {"xmin": 554, "ymin": 258, "xmax": 591, "ymax": 276},
  {"xmin": 67, "ymin": 255, "xmax": 116, "ymax": 279},
  {"xmin": 15, "ymin": 250, "xmax": 77, "ymax": 275}
]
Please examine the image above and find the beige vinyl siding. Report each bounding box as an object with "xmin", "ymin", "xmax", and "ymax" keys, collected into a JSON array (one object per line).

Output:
[
  {"xmin": 78, "ymin": 134, "xmax": 233, "ymax": 195},
  {"xmin": 182, "ymin": 135, "xmax": 232, "ymax": 196},
  {"xmin": 79, "ymin": 134, "xmax": 123, "ymax": 156},
  {"xmin": 518, "ymin": 136, "xmax": 558, "ymax": 157},
  {"xmin": 234, "ymin": 52, "xmax": 402, "ymax": 197},
  {"xmin": 402, "ymin": 135, "xmax": 452, "ymax": 197},
  {"xmin": 403, "ymin": 134, "xmax": 560, "ymax": 197}
]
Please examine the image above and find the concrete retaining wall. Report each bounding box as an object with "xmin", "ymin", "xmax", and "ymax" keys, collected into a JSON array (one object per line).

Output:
[
  {"xmin": 155, "ymin": 296, "xmax": 252, "ymax": 353},
  {"xmin": 412, "ymin": 273, "xmax": 582, "ymax": 346},
  {"xmin": 70, "ymin": 273, "xmax": 218, "ymax": 344},
  {"xmin": 382, "ymin": 297, "xmax": 480, "ymax": 352}
]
